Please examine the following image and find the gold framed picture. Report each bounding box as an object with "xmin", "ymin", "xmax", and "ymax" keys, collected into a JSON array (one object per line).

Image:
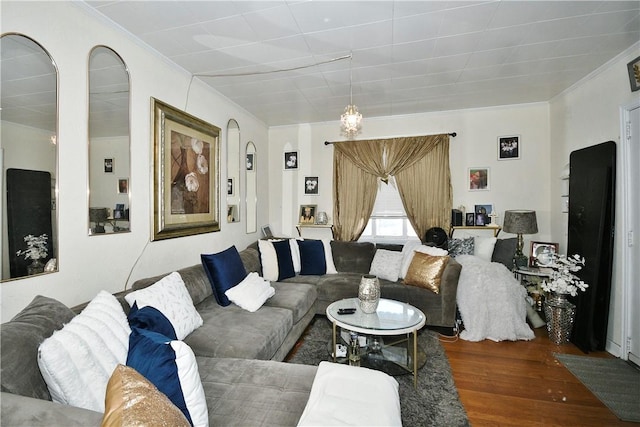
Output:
[{"xmin": 152, "ymin": 98, "xmax": 220, "ymax": 240}]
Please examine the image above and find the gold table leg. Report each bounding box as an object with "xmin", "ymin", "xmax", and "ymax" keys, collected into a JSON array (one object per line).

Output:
[
  {"xmin": 413, "ymin": 329, "xmax": 418, "ymax": 389},
  {"xmin": 332, "ymin": 321, "xmax": 337, "ymax": 363}
]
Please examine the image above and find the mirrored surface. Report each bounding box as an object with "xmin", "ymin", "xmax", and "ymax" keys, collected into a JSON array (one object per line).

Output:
[
  {"xmin": 88, "ymin": 46, "xmax": 130, "ymax": 235},
  {"xmin": 245, "ymin": 141, "xmax": 257, "ymax": 234},
  {"xmin": 226, "ymin": 119, "xmax": 240, "ymax": 223},
  {"xmin": 1, "ymin": 33, "xmax": 58, "ymax": 280}
]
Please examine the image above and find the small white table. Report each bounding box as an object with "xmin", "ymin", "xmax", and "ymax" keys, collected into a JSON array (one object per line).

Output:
[{"xmin": 326, "ymin": 298, "xmax": 426, "ymax": 388}]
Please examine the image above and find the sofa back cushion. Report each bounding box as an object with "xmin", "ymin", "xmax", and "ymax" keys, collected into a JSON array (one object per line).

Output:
[
  {"xmin": 330, "ymin": 241, "xmax": 376, "ymax": 274},
  {"xmin": 491, "ymin": 238, "xmax": 517, "ymax": 269},
  {"xmin": 240, "ymin": 247, "xmax": 262, "ymax": 275},
  {"xmin": 1, "ymin": 295, "xmax": 75, "ymax": 400}
]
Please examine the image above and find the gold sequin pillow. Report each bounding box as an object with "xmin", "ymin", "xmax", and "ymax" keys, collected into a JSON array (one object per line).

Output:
[
  {"xmin": 404, "ymin": 252, "xmax": 450, "ymax": 294},
  {"xmin": 102, "ymin": 364, "xmax": 190, "ymax": 427}
]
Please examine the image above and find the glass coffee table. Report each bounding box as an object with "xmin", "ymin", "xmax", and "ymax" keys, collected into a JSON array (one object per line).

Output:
[{"xmin": 326, "ymin": 298, "xmax": 426, "ymax": 388}]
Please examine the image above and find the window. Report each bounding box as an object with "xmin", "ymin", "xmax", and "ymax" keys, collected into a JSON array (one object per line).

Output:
[{"xmin": 359, "ymin": 180, "xmax": 418, "ymax": 244}]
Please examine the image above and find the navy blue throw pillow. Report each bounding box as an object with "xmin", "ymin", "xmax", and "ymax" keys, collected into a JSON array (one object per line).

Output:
[
  {"xmin": 272, "ymin": 239, "xmax": 295, "ymax": 281},
  {"xmin": 201, "ymin": 245, "xmax": 247, "ymax": 306},
  {"xmin": 298, "ymin": 239, "xmax": 327, "ymax": 275},
  {"xmin": 127, "ymin": 302, "xmax": 177, "ymax": 340}
]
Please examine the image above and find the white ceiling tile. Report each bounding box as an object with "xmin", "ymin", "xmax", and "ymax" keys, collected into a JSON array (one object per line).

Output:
[
  {"xmin": 437, "ymin": 2, "xmax": 500, "ymax": 37},
  {"xmin": 199, "ymin": 15, "xmax": 260, "ymax": 48},
  {"xmin": 433, "ymin": 33, "xmax": 480, "ymax": 57},
  {"xmin": 303, "ymin": 20, "xmax": 393, "ymax": 54},
  {"xmin": 393, "ymin": 12, "xmax": 442, "ymax": 44},
  {"xmin": 288, "ymin": 1, "xmax": 393, "ymax": 33},
  {"xmin": 242, "ymin": 5, "xmax": 301, "ymax": 40}
]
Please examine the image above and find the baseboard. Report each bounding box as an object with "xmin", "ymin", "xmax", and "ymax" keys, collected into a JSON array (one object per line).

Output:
[{"xmin": 427, "ymin": 325, "xmax": 457, "ymax": 337}]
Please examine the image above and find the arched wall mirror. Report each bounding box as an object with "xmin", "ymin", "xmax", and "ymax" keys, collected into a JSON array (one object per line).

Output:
[
  {"xmin": 88, "ymin": 46, "xmax": 130, "ymax": 234},
  {"xmin": 226, "ymin": 119, "xmax": 240, "ymax": 223},
  {"xmin": 245, "ymin": 141, "xmax": 257, "ymax": 234},
  {"xmin": 1, "ymin": 33, "xmax": 58, "ymax": 280}
]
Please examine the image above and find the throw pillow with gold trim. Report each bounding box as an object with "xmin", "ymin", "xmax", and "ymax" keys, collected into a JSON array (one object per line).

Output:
[
  {"xmin": 102, "ymin": 364, "xmax": 190, "ymax": 427},
  {"xmin": 404, "ymin": 252, "xmax": 450, "ymax": 294}
]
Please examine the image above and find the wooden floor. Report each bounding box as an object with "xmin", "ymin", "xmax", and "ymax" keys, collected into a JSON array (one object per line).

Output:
[{"xmin": 441, "ymin": 326, "xmax": 636, "ymax": 426}]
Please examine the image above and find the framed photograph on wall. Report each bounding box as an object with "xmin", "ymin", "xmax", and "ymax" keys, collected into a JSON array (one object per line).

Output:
[
  {"xmin": 468, "ymin": 167, "xmax": 490, "ymax": 191},
  {"xmin": 152, "ymin": 98, "xmax": 220, "ymax": 240},
  {"xmin": 284, "ymin": 151, "xmax": 298, "ymax": 170},
  {"xmin": 628, "ymin": 55, "xmax": 640, "ymax": 92},
  {"xmin": 299, "ymin": 204, "xmax": 317, "ymax": 224},
  {"xmin": 498, "ymin": 135, "xmax": 520, "ymax": 160},
  {"xmin": 104, "ymin": 158, "xmax": 114, "ymax": 173},
  {"xmin": 117, "ymin": 178, "xmax": 128, "ymax": 194},
  {"xmin": 246, "ymin": 153, "xmax": 254, "ymax": 171},
  {"xmin": 304, "ymin": 176, "xmax": 319, "ymax": 195},
  {"xmin": 530, "ymin": 241, "xmax": 559, "ymax": 267},
  {"xmin": 227, "ymin": 178, "xmax": 233, "ymax": 195}
]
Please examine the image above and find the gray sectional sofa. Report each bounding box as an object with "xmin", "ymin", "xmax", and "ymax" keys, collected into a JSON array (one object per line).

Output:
[{"xmin": 1, "ymin": 239, "xmax": 466, "ymax": 426}]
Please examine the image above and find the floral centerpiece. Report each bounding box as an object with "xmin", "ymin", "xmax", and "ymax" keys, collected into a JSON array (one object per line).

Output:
[
  {"xmin": 540, "ymin": 253, "xmax": 587, "ymax": 344},
  {"xmin": 540, "ymin": 253, "xmax": 588, "ymax": 296},
  {"xmin": 16, "ymin": 234, "xmax": 48, "ymax": 275}
]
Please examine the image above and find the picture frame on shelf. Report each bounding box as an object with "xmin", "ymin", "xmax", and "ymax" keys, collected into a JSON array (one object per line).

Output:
[
  {"xmin": 227, "ymin": 178, "xmax": 233, "ymax": 195},
  {"xmin": 474, "ymin": 204, "xmax": 493, "ymax": 224},
  {"xmin": 468, "ymin": 167, "xmax": 489, "ymax": 191},
  {"xmin": 246, "ymin": 153, "xmax": 255, "ymax": 171},
  {"xmin": 261, "ymin": 224, "xmax": 273, "ymax": 238},
  {"xmin": 284, "ymin": 151, "xmax": 298, "ymax": 170},
  {"xmin": 465, "ymin": 213, "xmax": 475, "ymax": 226},
  {"xmin": 304, "ymin": 176, "xmax": 319, "ymax": 195},
  {"xmin": 530, "ymin": 241, "xmax": 559, "ymax": 267},
  {"xmin": 498, "ymin": 135, "xmax": 520, "ymax": 160},
  {"xmin": 227, "ymin": 204, "xmax": 238, "ymax": 223},
  {"xmin": 152, "ymin": 98, "xmax": 220, "ymax": 241},
  {"xmin": 299, "ymin": 204, "xmax": 317, "ymax": 224}
]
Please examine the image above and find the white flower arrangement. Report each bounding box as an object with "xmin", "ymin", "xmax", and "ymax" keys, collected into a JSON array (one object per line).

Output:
[
  {"xmin": 16, "ymin": 234, "xmax": 48, "ymax": 261},
  {"xmin": 541, "ymin": 253, "xmax": 588, "ymax": 296}
]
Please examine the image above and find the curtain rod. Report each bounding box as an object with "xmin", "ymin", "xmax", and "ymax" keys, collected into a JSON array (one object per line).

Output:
[{"xmin": 324, "ymin": 132, "xmax": 457, "ymax": 145}]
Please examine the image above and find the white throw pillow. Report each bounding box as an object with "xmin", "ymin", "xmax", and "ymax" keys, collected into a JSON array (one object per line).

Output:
[
  {"xmin": 37, "ymin": 290, "xmax": 131, "ymax": 412},
  {"xmin": 225, "ymin": 272, "xmax": 275, "ymax": 312},
  {"xmin": 399, "ymin": 244, "xmax": 449, "ymax": 278},
  {"xmin": 474, "ymin": 236, "xmax": 498, "ymax": 262},
  {"xmin": 321, "ymin": 238, "xmax": 338, "ymax": 274},
  {"xmin": 125, "ymin": 272, "xmax": 202, "ymax": 340},
  {"xmin": 369, "ymin": 249, "xmax": 404, "ymax": 281}
]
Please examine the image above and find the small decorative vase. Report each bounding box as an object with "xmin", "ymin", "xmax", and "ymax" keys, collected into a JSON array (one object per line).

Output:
[
  {"xmin": 27, "ymin": 259, "xmax": 45, "ymax": 276},
  {"xmin": 544, "ymin": 292, "xmax": 576, "ymax": 344},
  {"xmin": 316, "ymin": 212, "xmax": 328, "ymax": 225},
  {"xmin": 358, "ymin": 274, "xmax": 380, "ymax": 313}
]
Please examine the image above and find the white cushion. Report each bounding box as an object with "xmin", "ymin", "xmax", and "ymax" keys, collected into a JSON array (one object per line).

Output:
[
  {"xmin": 37, "ymin": 291, "xmax": 131, "ymax": 412},
  {"xmin": 225, "ymin": 272, "xmax": 275, "ymax": 312},
  {"xmin": 290, "ymin": 239, "xmax": 302, "ymax": 273},
  {"xmin": 124, "ymin": 272, "xmax": 202, "ymax": 340},
  {"xmin": 297, "ymin": 362, "xmax": 401, "ymax": 426},
  {"xmin": 321, "ymin": 239, "xmax": 338, "ymax": 274},
  {"xmin": 474, "ymin": 236, "xmax": 498, "ymax": 262},
  {"xmin": 369, "ymin": 249, "xmax": 404, "ymax": 281},
  {"xmin": 400, "ymin": 244, "xmax": 449, "ymax": 278}
]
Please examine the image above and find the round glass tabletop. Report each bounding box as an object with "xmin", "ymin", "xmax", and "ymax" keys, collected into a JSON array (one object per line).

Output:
[{"xmin": 326, "ymin": 298, "xmax": 426, "ymax": 335}]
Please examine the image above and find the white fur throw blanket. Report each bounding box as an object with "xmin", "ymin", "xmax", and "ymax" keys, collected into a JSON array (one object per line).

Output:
[{"xmin": 456, "ymin": 255, "xmax": 534, "ymax": 342}]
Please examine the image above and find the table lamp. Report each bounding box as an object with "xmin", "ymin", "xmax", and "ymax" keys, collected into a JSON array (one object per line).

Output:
[{"xmin": 503, "ymin": 210, "xmax": 538, "ymax": 269}]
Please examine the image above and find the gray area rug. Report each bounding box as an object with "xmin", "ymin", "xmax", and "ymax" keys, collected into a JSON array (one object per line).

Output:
[
  {"xmin": 287, "ymin": 317, "xmax": 469, "ymax": 426},
  {"xmin": 555, "ymin": 353, "xmax": 640, "ymax": 422}
]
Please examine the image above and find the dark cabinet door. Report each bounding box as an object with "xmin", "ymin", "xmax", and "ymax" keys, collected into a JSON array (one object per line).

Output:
[
  {"xmin": 6, "ymin": 169, "xmax": 53, "ymax": 278},
  {"xmin": 568, "ymin": 141, "xmax": 616, "ymax": 352}
]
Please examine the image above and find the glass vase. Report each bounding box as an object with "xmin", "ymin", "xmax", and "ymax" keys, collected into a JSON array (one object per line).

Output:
[
  {"xmin": 358, "ymin": 274, "xmax": 380, "ymax": 313},
  {"xmin": 544, "ymin": 292, "xmax": 576, "ymax": 344},
  {"xmin": 27, "ymin": 259, "xmax": 45, "ymax": 276}
]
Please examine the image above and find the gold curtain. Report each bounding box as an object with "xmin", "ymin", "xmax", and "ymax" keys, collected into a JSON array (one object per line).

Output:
[
  {"xmin": 332, "ymin": 134, "xmax": 452, "ymax": 241},
  {"xmin": 332, "ymin": 148, "xmax": 378, "ymax": 241},
  {"xmin": 395, "ymin": 137, "xmax": 452, "ymax": 240}
]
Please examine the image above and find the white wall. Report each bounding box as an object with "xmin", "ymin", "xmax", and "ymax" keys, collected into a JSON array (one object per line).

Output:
[
  {"xmin": 549, "ymin": 43, "xmax": 640, "ymax": 354},
  {"xmin": 268, "ymin": 103, "xmax": 552, "ymax": 244},
  {"xmin": 1, "ymin": 2, "xmax": 269, "ymax": 321}
]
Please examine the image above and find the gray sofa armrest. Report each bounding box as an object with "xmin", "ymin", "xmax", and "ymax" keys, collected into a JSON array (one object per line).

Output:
[
  {"xmin": 438, "ymin": 258, "xmax": 462, "ymax": 326},
  {"xmin": 1, "ymin": 392, "xmax": 103, "ymax": 426}
]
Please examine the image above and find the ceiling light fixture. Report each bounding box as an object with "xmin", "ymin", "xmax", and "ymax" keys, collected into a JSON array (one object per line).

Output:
[{"xmin": 340, "ymin": 53, "xmax": 362, "ymax": 138}]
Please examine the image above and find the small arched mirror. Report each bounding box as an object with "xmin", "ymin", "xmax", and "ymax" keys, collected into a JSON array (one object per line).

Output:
[
  {"xmin": 88, "ymin": 46, "xmax": 130, "ymax": 235},
  {"xmin": 226, "ymin": 119, "xmax": 240, "ymax": 223},
  {"xmin": 1, "ymin": 34, "xmax": 58, "ymax": 280},
  {"xmin": 245, "ymin": 141, "xmax": 257, "ymax": 234}
]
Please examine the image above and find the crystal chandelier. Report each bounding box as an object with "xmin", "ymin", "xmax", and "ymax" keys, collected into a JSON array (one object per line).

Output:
[{"xmin": 340, "ymin": 53, "xmax": 362, "ymax": 138}]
